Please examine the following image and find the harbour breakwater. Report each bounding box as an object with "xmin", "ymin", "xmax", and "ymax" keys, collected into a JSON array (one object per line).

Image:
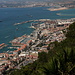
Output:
[{"xmin": 14, "ymin": 19, "xmax": 51, "ymax": 25}]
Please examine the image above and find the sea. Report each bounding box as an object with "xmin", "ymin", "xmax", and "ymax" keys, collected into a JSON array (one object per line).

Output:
[{"xmin": 0, "ymin": 7, "xmax": 75, "ymax": 53}]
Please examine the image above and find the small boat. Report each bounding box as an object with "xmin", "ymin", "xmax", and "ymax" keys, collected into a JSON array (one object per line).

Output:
[
  {"xmin": 16, "ymin": 28, "xmax": 19, "ymax": 30},
  {"xmin": 14, "ymin": 23, "xmax": 21, "ymax": 25},
  {"xmin": 27, "ymin": 14, "xmax": 33, "ymax": 18},
  {"xmin": 5, "ymin": 36, "xmax": 9, "ymax": 38},
  {"xmin": 0, "ymin": 21, "xmax": 2, "ymax": 22},
  {"xmin": 56, "ymin": 13, "xmax": 61, "ymax": 15}
]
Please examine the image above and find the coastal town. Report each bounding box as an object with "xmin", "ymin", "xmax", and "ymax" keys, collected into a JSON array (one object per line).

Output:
[
  {"xmin": 0, "ymin": 18, "xmax": 75, "ymax": 74},
  {"xmin": 0, "ymin": 0, "xmax": 75, "ymax": 9}
]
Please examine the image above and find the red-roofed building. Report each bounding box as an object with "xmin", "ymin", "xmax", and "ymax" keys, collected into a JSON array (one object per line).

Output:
[
  {"xmin": 13, "ymin": 50, "xmax": 20, "ymax": 55},
  {"xmin": 0, "ymin": 53, "xmax": 9, "ymax": 58},
  {"xmin": 27, "ymin": 40, "xmax": 32, "ymax": 46},
  {"xmin": 13, "ymin": 44, "xmax": 27, "ymax": 54},
  {"xmin": 11, "ymin": 42, "xmax": 24, "ymax": 46},
  {"xmin": 20, "ymin": 44, "xmax": 27, "ymax": 51}
]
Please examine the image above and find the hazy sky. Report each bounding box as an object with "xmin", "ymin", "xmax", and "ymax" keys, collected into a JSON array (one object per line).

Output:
[{"xmin": 0, "ymin": 0, "xmax": 73, "ymax": 1}]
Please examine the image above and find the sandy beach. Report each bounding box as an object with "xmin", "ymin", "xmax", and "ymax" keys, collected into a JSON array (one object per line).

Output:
[{"xmin": 48, "ymin": 7, "xmax": 68, "ymax": 11}]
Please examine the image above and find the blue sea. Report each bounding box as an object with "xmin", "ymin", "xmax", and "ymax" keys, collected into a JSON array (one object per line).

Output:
[{"xmin": 0, "ymin": 7, "xmax": 75, "ymax": 53}]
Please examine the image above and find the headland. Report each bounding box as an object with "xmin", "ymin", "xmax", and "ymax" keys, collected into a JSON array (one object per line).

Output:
[{"xmin": 47, "ymin": 7, "xmax": 68, "ymax": 11}]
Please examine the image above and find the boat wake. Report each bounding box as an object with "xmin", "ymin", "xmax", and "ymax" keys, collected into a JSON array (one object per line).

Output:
[{"xmin": 5, "ymin": 36, "xmax": 10, "ymax": 38}]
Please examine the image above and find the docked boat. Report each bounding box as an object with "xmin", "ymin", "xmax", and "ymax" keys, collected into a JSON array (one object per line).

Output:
[
  {"xmin": 56, "ymin": 13, "xmax": 61, "ymax": 15},
  {"xmin": 27, "ymin": 14, "xmax": 33, "ymax": 18},
  {"xmin": 0, "ymin": 43, "xmax": 7, "ymax": 49}
]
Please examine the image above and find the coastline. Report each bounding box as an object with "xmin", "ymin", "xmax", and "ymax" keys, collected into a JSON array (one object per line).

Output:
[
  {"xmin": 47, "ymin": 7, "xmax": 68, "ymax": 11},
  {"xmin": 0, "ymin": 17, "xmax": 75, "ymax": 74},
  {"xmin": 0, "ymin": 7, "xmax": 75, "ymax": 53}
]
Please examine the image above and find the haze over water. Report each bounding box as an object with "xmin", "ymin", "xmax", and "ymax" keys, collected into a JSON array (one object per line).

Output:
[{"xmin": 0, "ymin": 7, "xmax": 75, "ymax": 52}]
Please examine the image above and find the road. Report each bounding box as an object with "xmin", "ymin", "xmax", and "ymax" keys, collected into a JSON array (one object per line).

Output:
[{"xmin": 16, "ymin": 59, "xmax": 33, "ymax": 69}]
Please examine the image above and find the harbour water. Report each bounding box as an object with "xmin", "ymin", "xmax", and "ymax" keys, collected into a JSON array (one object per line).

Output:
[{"xmin": 0, "ymin": 7, "xmax": 75, "ymax": 52}]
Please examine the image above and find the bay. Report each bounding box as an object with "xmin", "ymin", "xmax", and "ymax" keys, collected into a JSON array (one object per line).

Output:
[{"xmin": 0, "ymin": 7, "xmax": 75, "ymax": 52}]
